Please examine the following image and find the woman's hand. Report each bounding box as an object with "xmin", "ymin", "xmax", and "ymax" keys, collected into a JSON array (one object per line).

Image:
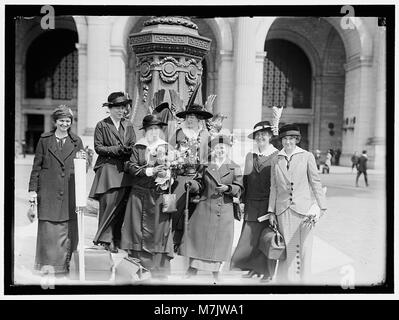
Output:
[
  {"xmin": 215, "ymin": 184, "xmax": 229, "ymax": 193},
  {"xmin": 152, "ymin": 165, "xmax": 165, "ymax": 175},
  {"xmin": 268, "ymin": 212, "xmax": 278, "ymax": 228},
  {"xmin": 29, "ymin": 191, "xmax": 37, "ymax": 203}
]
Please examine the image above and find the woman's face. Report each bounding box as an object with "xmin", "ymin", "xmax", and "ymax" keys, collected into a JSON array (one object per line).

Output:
[
  {"xmin": 255, "ymin": 130, "xmax": 272, "ymax": 147},
  {"xmin": 145, "ymin": 125, "xmax": 161, "ymax": 141},
  {"xmin": 185, "ymin": 114, "xmax": 200, "ymax": 129},
  {"xmin": 282, "ymin": 135, "xmax": 298, "ymax": 152},
  {"xmin": 109, "ymin": 106, "xmax": 124, "ymax": 120},
  {"xmin": 55, "ymin": 117, "xmax": 72, "ymax": 133},
  {"xmin": 213, "ymin": 143, "xmax": 229, "ymax": 159}
]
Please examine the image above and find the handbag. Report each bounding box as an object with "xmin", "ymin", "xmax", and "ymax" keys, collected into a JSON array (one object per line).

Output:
[
  {"xmin": 232, "ymin": 197, "xmax": 242, "ymax": 221},
  {"xmin": 27, "ymin": 200, "xmax": 37, "ymax": 223},
  {"xmin": 258, "ymin": 224, "xmax": 287, "ymax": 261},
  {"xmin": 162, "ymin": 179, "xmax": 177, "ymax": 213}
]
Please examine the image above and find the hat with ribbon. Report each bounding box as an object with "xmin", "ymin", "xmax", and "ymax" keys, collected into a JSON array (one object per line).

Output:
[
  {"xmin": 278, "ymin": 124, "xmax": 301, "ymax": 139},
  {"xmin": 140, "ymin": 114, "xmax": 168, "ymax": 130},
  {"xmin": 247, "ymin": 121, "xmax": 273, "ymax": 139},
  {"xmin": 102, "ymin": 92, "xmax": 132, "ymax": 108}
]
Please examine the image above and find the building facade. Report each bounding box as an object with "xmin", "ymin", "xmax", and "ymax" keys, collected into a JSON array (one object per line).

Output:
[{"xmin": 15, "ymin": 16, "xmax": 386, "ymax": 168}]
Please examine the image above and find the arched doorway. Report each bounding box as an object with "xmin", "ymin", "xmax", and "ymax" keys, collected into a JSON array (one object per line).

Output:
[{"xmin": 262, "ymin": 17, "xmax": 346, "ymax": 153}]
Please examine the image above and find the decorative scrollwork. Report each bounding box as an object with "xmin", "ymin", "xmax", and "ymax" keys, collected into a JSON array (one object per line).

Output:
[
  {"xmin": 142, "ymin": 84, "xmax": 149, "ymax": 102},
  {"xmin": 160, "ymin": 72, "xmax": 179, "ymax": 83},
  {"xmin": 143, "ymin": 16, "xmax": 198, "ymax": 30}
]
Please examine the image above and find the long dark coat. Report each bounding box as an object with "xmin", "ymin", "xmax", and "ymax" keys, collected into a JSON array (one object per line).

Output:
[
  {"xmin": 28, "ymin": 130, "xmax": 84, "ymax": 222},
  {"xmin": 89, "ymin": 117, "xmax": 136, "ymax": 199},
  {"xmin": 121, "ymin": 139, "xmax": 174, "ymax": 258},
  {"xmin": 183, "ymin": 161, "xmax": 243, "ymax": 262}
]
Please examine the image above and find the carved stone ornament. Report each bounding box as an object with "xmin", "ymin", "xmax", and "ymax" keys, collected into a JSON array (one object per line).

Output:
[
  {"xmin": 160, "ymin": 61, "xmax": 179, "ymax": 83},
  {"xmin": 143, "ymin": 16, "xmax": 198, "ymax": 30},
  {"xmin": 142, "ymin": 84, "xmax": 149, "ymax": 102},
  {"xmin": 140, "ymin": 61, "xmax": 152, "ymax": 83}
]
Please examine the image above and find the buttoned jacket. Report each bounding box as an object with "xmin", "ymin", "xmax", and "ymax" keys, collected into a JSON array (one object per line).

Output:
[{"xmin": 268, "ymin": 147, "xmax": 327, "ymax": 216}]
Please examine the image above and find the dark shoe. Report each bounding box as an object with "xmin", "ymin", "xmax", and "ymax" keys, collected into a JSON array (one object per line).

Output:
[
  {"xmin": 109, "ymin": 241, "xmax": 118, "ymax": 253},
  {"xmin": 260, "ymin": 275, "xmax": 273, "ymax": 283},
  {"xmin": 241, "ymin": 270, "xmax": 257, "ymax": 278}
]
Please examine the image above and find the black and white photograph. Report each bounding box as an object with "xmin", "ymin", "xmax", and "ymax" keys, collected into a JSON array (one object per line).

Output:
[{"xmin": 3, "ymin": 1, "xmax": 394, "ymax": 299}]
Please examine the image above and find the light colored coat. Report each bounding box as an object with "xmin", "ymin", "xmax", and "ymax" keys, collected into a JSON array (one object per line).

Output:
[{"xmin": 268, "ymin": 147, "xmax": 327, "ymax": 216}]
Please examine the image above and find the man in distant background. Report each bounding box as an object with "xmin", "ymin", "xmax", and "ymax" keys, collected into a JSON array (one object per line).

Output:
[
  {"xmin": 351, "ymin": 151, "xmax": 359, "ymax": 172},
  {"xmin": 356, "ymin": 150, "xmax": 369, "ymax": 187}
]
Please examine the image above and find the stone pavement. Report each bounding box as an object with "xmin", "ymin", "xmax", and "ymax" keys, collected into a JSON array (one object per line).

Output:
[{"xmin": 13, "ymin": 155, "xmax": 386, "ymax": 287}]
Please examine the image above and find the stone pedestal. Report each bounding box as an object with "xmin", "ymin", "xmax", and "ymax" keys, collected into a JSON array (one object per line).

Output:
[{"xmin": 129, "ymin": 16, "xmax": 211, "ymax": 131}]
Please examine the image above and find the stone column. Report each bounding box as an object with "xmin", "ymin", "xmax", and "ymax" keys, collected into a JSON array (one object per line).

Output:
[
  {"xmin": 233, "ymin": 17, "xmax": 260, "ymax": 133},
  {"xmin": 342, "ymin": 55, "xmax": 375, "ymax": 166},
  {"xmin": 216, "ymin": 50, "xmax": 234, "ymax": 130},
  {"xmin": 109, "ymin": 45, "xmax": 127, "ymax": 93},
  {"xmin": 371, "ymin": 26, "xmax": 386, "ymax": 170},
  {"xmin": 85, "ymin": 17, "xmax": 110, "ymax": 136},
  {"xmin": 76, "ymin": 43, "xmax": 87, "ymax": 137}
]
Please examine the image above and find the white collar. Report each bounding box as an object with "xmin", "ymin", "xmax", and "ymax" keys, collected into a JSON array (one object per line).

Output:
[
  {"xmin": 278, "ymin": 146, "xmax": 305, "ymax": 158},
  {"xmin": 254, "ymin": 144, "xmax": 277, "ymax": 157},
  {"xmin": 109, "ymin": 116, "xmax": 121, "ymax": 129},
  {"xmin": 213, "ymin": 157, "xmax": 228, "ymax": 169}
]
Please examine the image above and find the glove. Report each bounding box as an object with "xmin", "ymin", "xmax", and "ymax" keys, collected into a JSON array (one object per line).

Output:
[{"xmin": 122, "ymin": 146, "xmax": 133, "ymax": 155}]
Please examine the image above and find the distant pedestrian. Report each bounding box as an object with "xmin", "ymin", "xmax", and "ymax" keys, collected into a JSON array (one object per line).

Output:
[
  {"xmin": 84, "ymin": 145, "xmax": 94, "ymax": 168},
  {"xmin": 21, "ymin": 139, "xmax": 27, "ymax": 158},
  {"xmin": 351, "ymin": 151, "xmax": 359, "ymax": 172},
  {"xmin": 329, "ymin": 149, "xmax": 335, "ymax": 165},
  {"xmin": 335, "ymin": 148, "xmax": 341, "ymax": 166},
  {"xmin": 322, "ymin": 150, "xmax": 332, "ymax": 174},
  {"xmin": 314, "ymin": 150, "xmax": 321, "ymax": 171},
  {"xmin": 356, "ymin": 150, "xmax": 368, "ymax": 187}
]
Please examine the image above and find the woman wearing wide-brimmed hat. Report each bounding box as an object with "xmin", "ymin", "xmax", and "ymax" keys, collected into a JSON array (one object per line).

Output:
[
  {"xmin": 28, "ymin": 105, "xmax": 85, "ymax": 275},
  {"xmin": 170, "ymin": 103, "xmax": 212, "ymax": 252},
  {"xmin": 230, "ymin": 121, "xmax": 278, "ymax": 283},
  {"xmin": 268, "ymin": 124, "xmax": 327, "ymax": 284},
  {"xmin": 121, "ymin": 114, "xmax": 175, "ymax": 279},
  {"xmin": 182, "ymin": 135, "xmax": 243, "ymax": 282},
  {"xmin": 89, "ymin": 92, "xmax": 136, "ymax": 253}
]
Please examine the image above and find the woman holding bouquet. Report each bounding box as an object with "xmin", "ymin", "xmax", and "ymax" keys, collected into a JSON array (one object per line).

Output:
[
  {"xmin": 183, "ymin": 135, "xmax": 243, "ymax": 282},
  {"xmin": 268, "ymin": 124, "xmax": 327, "ymax": 284},
  {"xmin": 230, "ymin": 121, "xmax": 278, "ymax": 283},
  {"xmin": 171, "ymin": 104, "xmax": 212, "ymax": 252},
  {"xmin": 121, "ymin": 114, "xmax": 174, "ymax": 279}
]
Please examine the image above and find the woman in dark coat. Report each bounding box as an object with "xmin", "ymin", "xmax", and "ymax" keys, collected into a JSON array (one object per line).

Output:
[
  {"xmin": 171, "ymin": 104, "xmax": 212, "ymax": 251},
  {"xmin": 230, "ymin": 121, "xmax": 278, "ymax": 282},
  {"xmin": 89, "ymin": 92, "xmax": 136, "ymax": 253},
  {"xmin": 183, "ymin": 135, "xmax": 243, "ymax": 282},
  {"xmin": 28, "ymin": 105, "xmax": 85, "ymax": 275},
  {"xmin": 121, "ymin": 115, "xmax": 174, "ymax": 280}
]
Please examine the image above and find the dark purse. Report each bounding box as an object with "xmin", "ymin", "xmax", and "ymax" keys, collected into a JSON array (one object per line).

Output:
[
  {"xmin": 258, "ymin": 224, "xmax": 287, "ymax": 261},
  {"xmin": 233, "ymin": 197, "xmax": 243, "ymax": 221}
]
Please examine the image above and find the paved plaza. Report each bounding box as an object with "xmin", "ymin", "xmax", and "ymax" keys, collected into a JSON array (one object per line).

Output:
[{"xmin": 12, "ymin": 155, "xmax": 386, "ymax": 288}]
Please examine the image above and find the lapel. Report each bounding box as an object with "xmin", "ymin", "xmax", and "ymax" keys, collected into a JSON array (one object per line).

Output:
[
  {"xmin": 277, "ymin": 155, "xmax": 290, "ymax": 181},
  {"xmin": 206, "ymin": 163, "xmax": 222, "ymax": 185},
  {"xmin": 48, "ymin": 135, "xmax": 64, "ymax": 166},
  {"xmin": 105, "ymin": 117, "xmax": 124, "ymax": 145},
  {"xmin": 218, "ymin": 162, "xmax": 231, "ymax": 180},
  {"xmin": 61, "ymin": 136, "xmax": 75, "ymax": 161}
]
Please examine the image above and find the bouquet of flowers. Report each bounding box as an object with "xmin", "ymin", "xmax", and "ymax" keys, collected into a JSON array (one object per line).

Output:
[{"xmin": 175, "ymin": 136, "xmax": 201, "ymax": 175}]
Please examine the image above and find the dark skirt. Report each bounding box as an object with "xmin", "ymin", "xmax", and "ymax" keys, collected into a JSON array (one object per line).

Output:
[
  {"xmin": 230, "ymin": 220, "xmax": 275, "ymax": 277},
  {"xmin": 121, "ymin": 186, "xmax": 174, "ymax": 276},
  {"xmin": 34, "ymin": 219, "xmax": 78, "ymax": 274},
  {"xmin": 171, "ymin": 174, "xmax": 197, "ymax": 249}
]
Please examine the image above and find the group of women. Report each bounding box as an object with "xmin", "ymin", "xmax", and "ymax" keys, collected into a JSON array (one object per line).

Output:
[{"xmin": 28, "ymin": 91, "xmax": 327, "ymax": 284}]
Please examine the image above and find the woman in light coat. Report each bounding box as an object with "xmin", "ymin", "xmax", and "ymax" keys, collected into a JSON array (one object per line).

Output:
[
  {"xmin": 268, "ymin": 124, "xmax": 327, "ymax": 284},
  {"xmin": 183, "ymin": 135, "xmax": 243, "ymax": 282}
]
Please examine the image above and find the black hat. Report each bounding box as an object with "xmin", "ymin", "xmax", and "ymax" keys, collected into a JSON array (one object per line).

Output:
[
  {"xmin": 103, "ymin": 92, "xmax": 132, "ymax": 107},
  {"xmin": 278, "ymin": 124, "xmax": 301, "ymax": 139},
  {"xmin": 248, "ymin": 121, "xmax": 273, "ymax": 139},
  {"xmin": 140, "ymin": 115, "xmax": 168, "ymax": 130},
  {"xmin": 176, "ymin": 103, "xmax": 213, "ymax": 120},
  {"xmin": 154, "ymin": 102, "xmax": 170, "ymax": 113},
  {"xmin": 208, "ymin": 135, "xmax": 232, "ymax": 148}
]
